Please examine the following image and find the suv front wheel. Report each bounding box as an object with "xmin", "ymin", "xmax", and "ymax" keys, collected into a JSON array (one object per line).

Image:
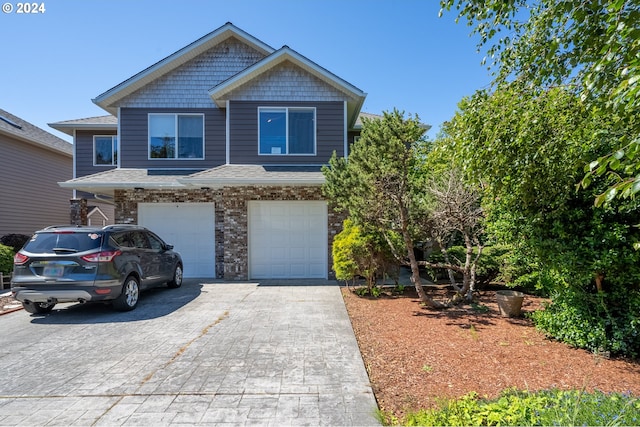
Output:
[
  {"xmin": 167, "ymin": 263, "xmax": 183, "ymax": 289},
  {"xmin": 113, "ymin": 276, "xmax": 140, "ymax": 311}
]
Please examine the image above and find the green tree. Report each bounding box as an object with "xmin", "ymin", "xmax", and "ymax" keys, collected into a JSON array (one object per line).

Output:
[
  {"xmin": 323, "ymin": 109, "xmax": 444, "ymax": 307},
  {"xmin": 440, "ymin": 0, "xmax": 640, "ymax": 206},
  {"xmin": 435, "ymin": 84, "xmax": 640, "ymax": 355},
  {"xmin": 438, "ymin": 84, "xmax": 640, "ymax": 290}
]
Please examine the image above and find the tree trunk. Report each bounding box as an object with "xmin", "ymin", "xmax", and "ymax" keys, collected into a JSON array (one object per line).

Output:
[
  {"xmin": 398, "ymin": 206, "xmax": 444, "ymax": 309},
  {"xmin": 442, "ymin": 250, "xmax": 462, "ymax": 292},
  {"xmin": 458, "ymin": 234, "xmax": 473, "ymax": 298},
  {"xmin": 595, "ymin": 272, "xmax": 604, "ymax": 292},
  {"xmin": 405, "ymin": 238, "xmax": 445, "ymax": 308}
]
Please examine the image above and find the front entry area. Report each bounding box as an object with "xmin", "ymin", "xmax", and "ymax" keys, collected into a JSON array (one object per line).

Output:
[
  {"xmin": 138, "ymin": 202, "xmax": 216, "ymax": 278},
  {"xmin": 248, "ymin": 201, "xmax": 328, "ymax": 279}
]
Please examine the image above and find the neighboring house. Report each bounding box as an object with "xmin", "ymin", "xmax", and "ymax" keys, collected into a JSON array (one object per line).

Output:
[
  {"xmin": 49, "ymin": 115, "xmax": 117, "ymax": 225},
  {"xmin": 52, "ymin": 22, "xmax": 369, "ymax": 280},
  {"xmin": 0, "ymin": 108, "xmax": 73, "ymax": 236}
]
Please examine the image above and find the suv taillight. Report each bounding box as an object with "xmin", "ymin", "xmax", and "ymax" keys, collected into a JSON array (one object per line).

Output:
[
  {"xmin": 81, "ymin": 250, "xmax": 122, "ymax": 262},
  {"xmin": 14, "ymin": 253, "xmax": 29, "ymax": 265}
]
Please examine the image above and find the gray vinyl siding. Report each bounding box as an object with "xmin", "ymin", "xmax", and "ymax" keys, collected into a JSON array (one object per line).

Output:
[
  {"xmin": 0, "ymin": 135, "xmax": 72, "ymax": 236},
  {"xmin": 75, "ymin": 130, "xmax": 117, "ymax": 178},
  {"xmin": 229, "ymin": 101, "xmax": 345, "ymax": 164},
  {"xmin": 119, "ymin": 108, "xmax": 225, "ymax": 169}
]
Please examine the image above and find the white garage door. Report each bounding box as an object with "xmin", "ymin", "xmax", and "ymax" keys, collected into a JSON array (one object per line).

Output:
[
  {"xmin": 249, "ymin": 201, "xmax": 328, "ymax": 279},
  {"xmin": 138, "ymin": 203, "xmax": 215, "ymax": 278}
]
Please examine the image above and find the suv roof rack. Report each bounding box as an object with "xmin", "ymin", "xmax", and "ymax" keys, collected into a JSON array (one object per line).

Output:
[
  {"xmin": 42, "ymin": 224, "xmax": 87, "ymax": 230},
  {"xmin": 102, "ymin": 224, "xmax": 147, "ymax": 231}
]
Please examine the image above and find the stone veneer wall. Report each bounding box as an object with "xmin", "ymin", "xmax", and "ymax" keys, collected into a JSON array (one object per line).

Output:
[{"xmin": 114, "ymin": 186, "xmax": 343, "ymax": 280}]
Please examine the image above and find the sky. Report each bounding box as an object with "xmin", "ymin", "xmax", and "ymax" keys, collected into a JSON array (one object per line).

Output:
[{"xmin": 0, "ymin": 0, "xmax": 493, "ymax": 142}]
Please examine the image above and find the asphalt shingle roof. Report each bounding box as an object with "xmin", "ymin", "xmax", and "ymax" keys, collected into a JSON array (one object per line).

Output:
[
  {"xmin": 0, "ymin": 108, "xmax": 72, "ymax": 156},
  {"xmin": 184, "ymin": 164, "xmax": 325, "ymax": 185},
  {"xmin": 51, "ymin": 115, "xmax": 117, "ymax": 126}
]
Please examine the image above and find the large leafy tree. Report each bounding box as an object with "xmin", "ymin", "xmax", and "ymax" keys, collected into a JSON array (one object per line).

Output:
[
  {"xmin": 440, "ymin": 0, "xmax": 640, "ymax": 205},
  {"xmin": 435, "ymin": 83, "xmax": 640, "ymax": 355},
  {"xmin": 437, "ymin": 83, "xmax": 640, "ymax": 291}
]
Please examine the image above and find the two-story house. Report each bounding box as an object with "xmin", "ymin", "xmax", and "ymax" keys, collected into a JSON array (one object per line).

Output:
[{"xmin": 52, "ymin": 23, "xmax": 367, "ymax": 281}]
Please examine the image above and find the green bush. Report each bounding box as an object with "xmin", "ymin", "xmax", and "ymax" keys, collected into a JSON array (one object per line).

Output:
[
  {"xmin": 531, "ymin": 287, "xmax": 640, "ymax": 358},
  {"xmin": 332, "ymin": 219, "xmax": 398, "ymax": 289},
  {"xmin": 0, "ymin": 244, "xmax": 14, "ymax": 275},
  {"xmin": 399, "ymin": 389, "xmax": 640, "ymax": 426},
  {"xmin": 0, "ymin": 233, "xmax": 30, "ymax": 253}
]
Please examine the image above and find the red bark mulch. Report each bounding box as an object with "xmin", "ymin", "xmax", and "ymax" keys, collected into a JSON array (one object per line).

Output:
[{"xmin": 341, "ymin": 286, "xmax": 640, "ymax": 419}]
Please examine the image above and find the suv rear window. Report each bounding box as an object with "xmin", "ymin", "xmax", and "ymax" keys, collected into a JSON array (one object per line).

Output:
[{"xmin": 23, "ymin": 232, "xmax": 104, "ymax": 253}]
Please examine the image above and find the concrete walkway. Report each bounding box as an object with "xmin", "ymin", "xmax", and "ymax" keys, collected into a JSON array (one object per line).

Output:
[{"xmin": 0, "ymin": 280, "xmax": 380, "ymax": 426}]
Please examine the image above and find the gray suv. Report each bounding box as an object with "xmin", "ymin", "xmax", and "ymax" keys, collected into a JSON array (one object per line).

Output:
[{"xmin": 11, "ymin": 225, "xmax": 183, "ymax": 314}]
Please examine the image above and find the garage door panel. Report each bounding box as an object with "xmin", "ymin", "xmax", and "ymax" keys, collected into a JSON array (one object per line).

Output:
[
  {"xmin": 138, "ymin": 203, "xmax": 215, "ymax": 278},
  {"xmin": 249, "ymin": 201, "xmax": 327, "ymax": 279}
]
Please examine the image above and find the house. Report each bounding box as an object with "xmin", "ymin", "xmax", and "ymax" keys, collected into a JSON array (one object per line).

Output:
[
  {"xmin": 52, "ymin": 22, "xmax": 368, "ymax": 280},
  {"xmin": 0, "ymin": 108, "xmax": 73, "ymax": 236}
]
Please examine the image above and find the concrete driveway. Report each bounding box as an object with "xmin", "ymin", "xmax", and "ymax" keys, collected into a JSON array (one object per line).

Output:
[{"xmin": 0, "ymin": 280, "xmax": 379, "ymax": 426}]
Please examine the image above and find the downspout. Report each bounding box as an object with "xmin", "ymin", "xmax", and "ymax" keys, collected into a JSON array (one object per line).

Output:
[
  {"xmin": 72, "ymin": 128, "xmax": 77, "ymax": 199},
  {"xmin": 343, "ymin": 101, "xmax": 348, "ymax": 160},
  {"xmin": 117, "ymin": 107, "xmax": 121, "ymax": 168},
  {"xmin": 225, "ymin": 100, "xmax": 230, "ymax": 164}
]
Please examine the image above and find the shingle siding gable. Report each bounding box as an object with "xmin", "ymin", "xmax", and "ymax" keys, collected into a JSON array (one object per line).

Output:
[
  {"xmin": 118, "ymin": 38, "xmax": 267, "ymax": 109},
  {"xmin": 225, "ymin": 62, "xmax": 349, "ymax": 102}
]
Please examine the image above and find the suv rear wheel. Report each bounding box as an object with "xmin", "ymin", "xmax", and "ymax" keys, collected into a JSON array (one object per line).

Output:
[
  {"xmin": 22, "ymin": 301, "xmax": 55, "ymax": 314},
  {"xmin": 113, "ymin": 276, "xmax": 139, "ymax": 311},
  {"xmin": 167, "ymin": 263, "xmax": 183, "ymax": 289}
]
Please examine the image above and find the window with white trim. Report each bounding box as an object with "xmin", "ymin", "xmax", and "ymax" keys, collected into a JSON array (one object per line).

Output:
[
  {"xmin": 148, "ymin": 113, "xmax": 204, "ymax": 159},
  {"xmin": 93, "ymin": 135, "xmax": 118, "ymax": 166},
  {"xmin": 259, "ymin": 107, "xmax": 316, "ymax": 155}
]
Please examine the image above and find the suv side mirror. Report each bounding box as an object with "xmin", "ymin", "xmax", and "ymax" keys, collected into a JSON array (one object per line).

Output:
[{"xmin": 164, "ymin": 244, "xmax": 174, "ymax": 251}]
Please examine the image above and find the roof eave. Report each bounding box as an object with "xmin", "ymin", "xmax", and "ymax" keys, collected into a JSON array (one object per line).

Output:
[
  {"xmin": 48, "ymin": 122, "xmax": 118, "ymax": 137},
  {"xmin": 180, "ymin": 177, "xmax": 325, "ymax": 187}
]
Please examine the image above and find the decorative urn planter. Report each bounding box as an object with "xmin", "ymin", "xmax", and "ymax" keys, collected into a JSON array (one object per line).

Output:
[{"xmin": 496, "ymin": 290, "xmax": 525, "ymax": 317}]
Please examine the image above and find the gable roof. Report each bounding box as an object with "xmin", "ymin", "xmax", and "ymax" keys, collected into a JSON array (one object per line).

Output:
[
  {"xmin": 209, "ymin": 46, "xmax": 366, "ymax": 128},
  {"xmin": 0, "ymin": 108, "xmax": 72, "ymax": 156},
  {"xmin": 49, "ymin": 115, "xmax": 117, "ymax": 136},
  {"xmin": 93, "ymin": 22, "xmax": 275, "ymax": 114}
]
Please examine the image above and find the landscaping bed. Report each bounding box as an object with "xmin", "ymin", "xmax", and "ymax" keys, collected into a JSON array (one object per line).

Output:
[{"xmin": 341, "ymin": 286, "xmax": 640, "ymax": 420}]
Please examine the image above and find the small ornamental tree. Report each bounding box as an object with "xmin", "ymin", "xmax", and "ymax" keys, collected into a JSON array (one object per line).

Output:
[
  {"xmin": 332, "ymin": 219, "xmax": 397, "ymax": 290},
  {"xmin": 422, "ymin": 169, "xmax": 485, "ymax": 301}
]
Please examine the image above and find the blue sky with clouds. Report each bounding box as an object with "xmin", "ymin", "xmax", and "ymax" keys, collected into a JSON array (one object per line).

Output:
[{"xmin": 1, "ymin": 0, "xmax": 492, "ymax": 141}]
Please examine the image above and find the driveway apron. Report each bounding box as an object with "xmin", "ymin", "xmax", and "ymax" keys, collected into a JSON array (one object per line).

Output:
[{"xmin": 0, "ymin": 281, "xmax": 380, "ymax": 426}]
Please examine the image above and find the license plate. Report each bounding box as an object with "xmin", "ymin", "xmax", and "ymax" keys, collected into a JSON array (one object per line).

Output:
[{"xmin": 43, "ymin": 265, "xmax": 64, "ymax": 277}]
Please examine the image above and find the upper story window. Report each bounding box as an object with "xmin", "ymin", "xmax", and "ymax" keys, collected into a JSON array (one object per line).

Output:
[
  {"xmin": 148, "ymin": 113, "xmax": 204, "ymax": 160},
  {"xmin": 259, "ymin": 107, "xmax": 316, "ymax": 155},
  {"xmin": 93, "ymin": 135, "xmax": 118, "ymax": 166}
]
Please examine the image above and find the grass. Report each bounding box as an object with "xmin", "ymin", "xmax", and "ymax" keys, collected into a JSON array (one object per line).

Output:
[{"xmin": 378, "ymin": 388, "xmax": 640, "ymax": 426}]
